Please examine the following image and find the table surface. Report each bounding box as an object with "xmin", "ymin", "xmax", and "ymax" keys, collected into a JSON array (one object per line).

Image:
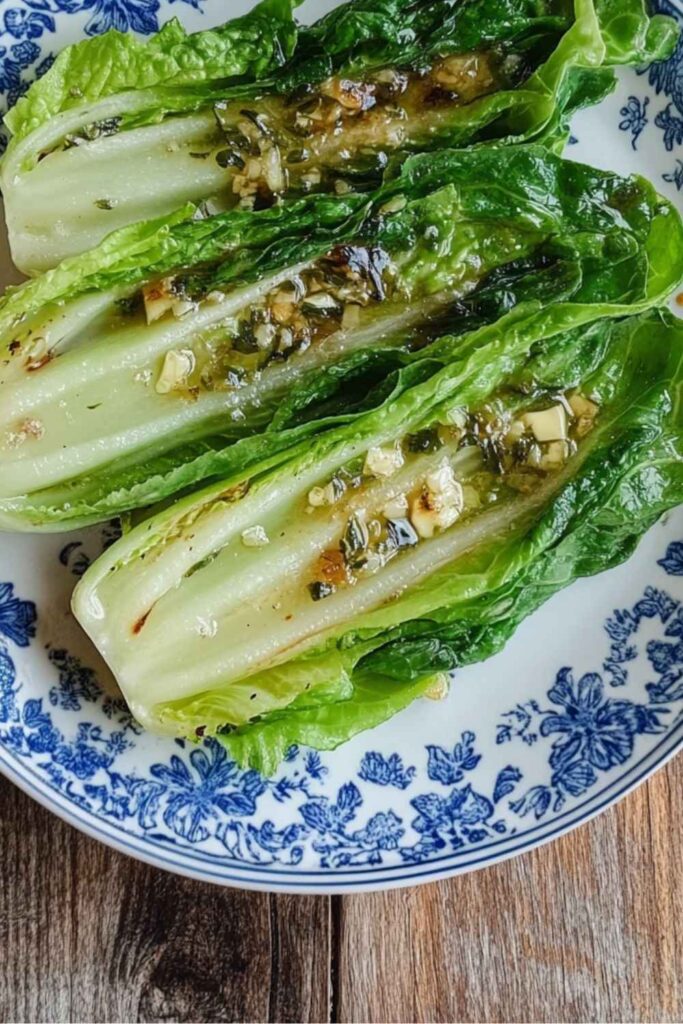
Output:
[{"xmin": 1, "ymin": 754, "xmax": 681, "ymax": 1024}]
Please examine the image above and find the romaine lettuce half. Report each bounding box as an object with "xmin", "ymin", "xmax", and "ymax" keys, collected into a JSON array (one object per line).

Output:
[
  {"xmin": 2, "ymin": 0, "xmax": 676, "ymax": 272},
  {"xmin": 1, "ymin": 146, "xmax": 681, "ymax": 531},
  {"xmin": 71, "ymin": 307, "xmax": 683, "ymax": 775}
]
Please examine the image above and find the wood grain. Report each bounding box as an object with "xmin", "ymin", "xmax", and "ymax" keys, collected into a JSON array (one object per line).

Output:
[
  {"xmin": 1, "ymin": 757, "xmax": 681, "ymax": 1024},
  {"xmin": 336, "ymin": 755, "xmax": 683, "ymax": 1024},
  {"xmin": 0, "ymin": 779, "xmax": 329, "ymax": 1024}
]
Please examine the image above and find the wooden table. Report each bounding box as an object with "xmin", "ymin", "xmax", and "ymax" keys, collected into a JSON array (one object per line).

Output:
[{"xmin": 1, "ymin": 756, "xmax": 681, "ymax": 1024}]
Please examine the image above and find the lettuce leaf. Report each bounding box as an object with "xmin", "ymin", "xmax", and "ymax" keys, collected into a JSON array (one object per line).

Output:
[
  {"xmin": 2, "ymin": 146, "xmax": 681, "ymax": 531},
  {"xmin": 71, "ymin": 307, "xmax": 683, "ymax": 773},
  {"xmin": 351, "ymin": 312, "xmax": 683, "ymax": 675},
  {"xmin": 2, "ymin": 0, "xmax": 676, "ymax": 272},
  {"xmin": 3, "ymin": 0, "xmax": 298, "ymax": 147},
  {"xmin": 220, "ymin": 671, "xmax": 436, "ymax": 778}
]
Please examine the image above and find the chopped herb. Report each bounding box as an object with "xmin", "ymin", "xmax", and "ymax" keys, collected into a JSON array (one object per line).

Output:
[
  {"xmin": 341, "ymin": 513, "xmax": 369, "ymax": 565},
  {"xmin": 114, "ymin": 295, "xmax": 142, "ymax": 316},
  {"xmin": 64, "ymin": 117, "xmax": 121, "ymax": 149},
  {"xmin": 239, "ymin": 108, "xmax": 271, "ymax": 137},
  {"xmin": 184, "ymin": 552, "xmax": 218, "ymax": 578},
  {"xmin": 386, "ymin": 518, "xmax": 419, "ymax": 549},
  {"xmin": 406, "ymin": 429, "xmax": 442, "ymax": 453},
  {"xmin": 216, "ymin": 149, "xmax": 245, "ymax": 170},
  {"xmin": 330, "ymin": 476, "xmax": 346, "ymax": 501},
  {"xmin": 225, "ymin": 368, "xmax": 247, "ymax": 388},
  {"xmin": 94, "ymin": 198, "xmax": 115, "ymax": 210},
  {"xmin": 328, "ymin": 245, "xmax": 390, "ymax": 300},
  {"xmin": 309, "ymin": 581, "xmax": 335, "ymax": 601}
]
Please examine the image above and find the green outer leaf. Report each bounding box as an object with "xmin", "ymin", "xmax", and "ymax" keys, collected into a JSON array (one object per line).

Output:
[
  {"xmin": 361, "ymin": 444, "xmax": 683, "ymax": 682},
  {"xmin": 274, "ymin": 0, "xmax": 572, "ymax": 90},
  {"xmin": 0, "ymin": 192, "xmax": 365, "ymax": 340},
  {"xmin": 2, "ymin": 143, "xmax": 678, "ymax": 342},
  {"xmin": 0, "ymin": 204, "xmax": 194, "ymax": 339},
  {"xmin": 156, "ymin": 650, "xmax": 355, "ymax": 731},
  {"xmin": 596, "ymin": 0, "xmax": 679, "ymax": 64},
  {"xmin": 71, "ymin": 310, "xmax": 683, "ymax": 751},
  {"xmin": 3, "ymin": 0, "xmax": 678, "ymax": 274},
  {"xmin": 1, "ymin": 146, "xmax": 682, "ymax": 531},
  {"xmin": 3, "ymin": 0, "xmax": 298, "ymax": 148},
  {"xmin": 348, "ymin": 309, "xmax": 683, "ymax": 674},
  {"xmin": 166, "ymin": 309, "xmax": 683, "ymax": 771},
  {"xmin": 218, "ymin": 671, "xmax": 436, "ymax": 775}
]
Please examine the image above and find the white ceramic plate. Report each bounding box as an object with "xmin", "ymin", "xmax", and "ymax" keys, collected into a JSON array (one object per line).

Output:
[{"xmin": 1, "ymin": 0, "xmax": 682, "ymax": 893}]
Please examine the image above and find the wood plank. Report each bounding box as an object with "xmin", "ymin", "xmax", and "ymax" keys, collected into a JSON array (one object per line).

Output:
[
  {"xmin": 3, "ymin": 756, "xmax": 681, "ymax": 1023},
  {"xmin": 335, "ymin": 755, "xmax": 683, "ymax": 1024},
  {"xmin": 270, "ymin": 895, "xmax": 331, "ymax": 1023},
  {"xmin": 0, "ymin": 778, "xmax": 331, "ymax": 1024}
]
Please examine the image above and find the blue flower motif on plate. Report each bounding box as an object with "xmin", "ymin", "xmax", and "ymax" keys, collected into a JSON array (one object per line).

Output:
[
  {"xmin": 358, "ymin": 751, "xmax": 416, "ymax": 789},
  {"xmin": 0, "ymin": 583, "xmax": 36, "ymax": 648},
  {"xmin": 619, "ymin": 95, "xmax": 649, "ymax": 148},
  {"xmin": 151, "ymin": 744, "xmax": 267, "ymax": 842},
  {"xmin": 502, "ymin": 575, "xmax": 683, "ymax": 822},
  {"xmin": 541, "ymin": 669, "xmax": 663, "ymax": 773}
]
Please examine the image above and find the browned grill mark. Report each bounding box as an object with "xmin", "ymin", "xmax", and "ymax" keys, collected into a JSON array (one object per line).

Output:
[{"xmin": 132, "ymin": 610, "xmax": 151, "ymax": 635}]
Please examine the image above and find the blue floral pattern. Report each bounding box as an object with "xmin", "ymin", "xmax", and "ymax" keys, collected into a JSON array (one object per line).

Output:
[
  {"xmin": 498, "ymin": 573, "xmax": 683, "ymax": 823},
  {"xmin": 358, "ymin": 751, "xmax": 416, "ymax": 789},
  {"xmin": 619, "ymin": 95, "xmax": 649, "ymax": 149},
  {"xmin": 505, "ymin": 666, "xmax": 666, "ymax": 821},
  {"xmin": 624, "ymin": 0, "xmax": 683, "ymax": 190},
  {"xmin": 646, "ymin": 0, "xmax": 683, "ymax": 151},
  {"xmin": 602, "ymin": 586, "xmax": 677, "ymax": 687},
  {"xmin": 0, "ymin": 582, "xmax": 36, "ymax": 647},
  {"xmin": 663, "ymin": 158, "xmax": 683, "ymax": 190},
  {"xmin": 151, "ymin": 744, "xmax": 267, "ymax": 842}
]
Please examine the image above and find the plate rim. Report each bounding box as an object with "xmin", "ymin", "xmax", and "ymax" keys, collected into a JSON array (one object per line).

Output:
[
  {"xmin": 2, "ymin": 0, "xmax": 683, "ymax": 895},
  {"xmin": 2, "ymin": 721, "xmax": 681, "ymax": 893}
]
